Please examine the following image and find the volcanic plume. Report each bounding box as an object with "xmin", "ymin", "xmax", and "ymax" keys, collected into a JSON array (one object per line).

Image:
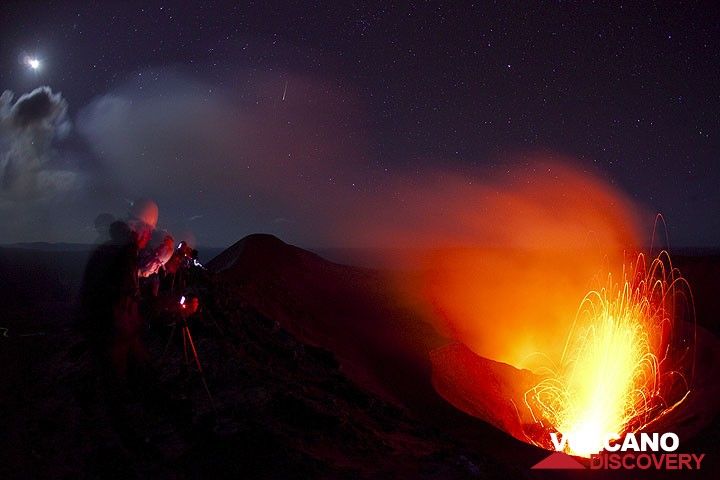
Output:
[
  {"xmin": 337, "ymin": 158, "xmax": 643, "ymax": 367},
  {"xmin": 327, "ymin": 157, "xmax": 715, "ymax": 457}
]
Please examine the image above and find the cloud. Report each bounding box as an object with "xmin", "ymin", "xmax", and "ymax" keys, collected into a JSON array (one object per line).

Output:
[
  {"xmin": 7, "ymin": 86, "xmax": 68, "ymax": 129},
  {"xmin": 0, "ymin": 87, "xmax": 102, "ymax": 243},
  {"xmin": 0, "ymin": 87, "xmax": 79, "ymax": 201}
]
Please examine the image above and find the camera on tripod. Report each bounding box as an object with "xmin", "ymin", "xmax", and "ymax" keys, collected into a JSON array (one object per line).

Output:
[
  {"xmin": 161, "ymin": 293, "xmax": 215, "ymax": 408},
  {"xmin": 178, "ymin": 295, "xmax": 200, "ymax": 317}
]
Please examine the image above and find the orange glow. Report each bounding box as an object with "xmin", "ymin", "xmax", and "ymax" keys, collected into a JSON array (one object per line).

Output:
[
  {"xmin": 523, "ymin": 251, "xmax": 694, "ymax": 457},
  {"xmin": 391, "ymin": 161, "xmax": 643, "ymax": 369},
  {"xmin": 358, "ymin": 158, "xmax": 698, "ymax": 457}
]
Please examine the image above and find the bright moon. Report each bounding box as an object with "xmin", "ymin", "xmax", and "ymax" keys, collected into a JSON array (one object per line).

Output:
[{"xmin": 26, "ymin": 57, "xmax": 40, "ymax": 70}]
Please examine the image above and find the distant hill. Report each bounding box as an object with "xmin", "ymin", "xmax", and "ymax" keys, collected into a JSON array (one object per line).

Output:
[{"xmin": 6, "ymin": 242, "xmax": 93, "ymax": 252}]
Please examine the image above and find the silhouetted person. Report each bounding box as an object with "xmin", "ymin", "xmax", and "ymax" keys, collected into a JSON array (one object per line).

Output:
[
  {"xmin": 80, "ymin": 220, "xmax": 147, "ymax": 382},
  {"xmin": 79, "ymin": 209, "xmax": 196, "ymax": 457}
]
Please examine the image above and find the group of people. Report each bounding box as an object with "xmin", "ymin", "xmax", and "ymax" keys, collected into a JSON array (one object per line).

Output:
[{"xmin": 79, "ymin": 199, "xmax": 204, "ymax": 385}]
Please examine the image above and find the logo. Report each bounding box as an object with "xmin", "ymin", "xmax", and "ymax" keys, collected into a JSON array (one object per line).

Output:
[
  {"xmin": 531, "ymin": 452, "xmax": 585, "ymax": 470},
  {"xmin": 531, "ymin": 432, "xmax": 706, "ymax": 471}
]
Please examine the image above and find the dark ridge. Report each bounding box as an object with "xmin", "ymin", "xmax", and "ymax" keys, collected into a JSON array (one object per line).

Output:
[{"xmin": 207, "ymin": 233, "xmax": 339, "ymax": 274}]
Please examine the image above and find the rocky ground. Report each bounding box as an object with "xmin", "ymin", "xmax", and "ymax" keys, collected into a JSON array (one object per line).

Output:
[
  {"xmin": 0, "ymin": 244, "xmax": 520, "ymax": 479},
  {"xmin": 1, "ymin": 238, "xmax": 719, "ymax": 479}
]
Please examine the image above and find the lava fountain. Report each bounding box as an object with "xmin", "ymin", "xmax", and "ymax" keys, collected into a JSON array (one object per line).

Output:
[
  {"xmin": 339, "ymin": 158, "xmax": 705, "ymax": 457},
  {"xmin": 523, "ymin": 249, "xmax": 695, "ymax": 457}
]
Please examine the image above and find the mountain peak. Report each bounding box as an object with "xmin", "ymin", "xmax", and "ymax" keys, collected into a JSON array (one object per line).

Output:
[{"xmin": 207, "ymin": 233, "xmax": 319, "ymax": 274}]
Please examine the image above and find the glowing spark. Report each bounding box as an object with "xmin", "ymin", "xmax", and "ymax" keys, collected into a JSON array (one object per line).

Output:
[
  {"xmin": 524, "ymin": 251, "xmax": 694, "ymax": 457},
  {"xmin": 282, "ymin": 80, "xmax": 288, "ymax": 101}
]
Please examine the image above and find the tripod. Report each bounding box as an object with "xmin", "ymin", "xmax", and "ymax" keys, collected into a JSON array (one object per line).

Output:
[{"xmin": 163, "ymin": 309, "xmax": 216, "ymax": 410}]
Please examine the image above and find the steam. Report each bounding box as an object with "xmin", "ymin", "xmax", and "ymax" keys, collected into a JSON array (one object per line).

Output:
[{"xmin": 76, "ymin": 69, "xmax": 369, "ymax": 246}]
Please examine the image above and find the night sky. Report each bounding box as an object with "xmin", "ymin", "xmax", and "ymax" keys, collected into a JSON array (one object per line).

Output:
[{"xmin": 1, "ymin": 1, "xmax": 718, "ymax": 247}]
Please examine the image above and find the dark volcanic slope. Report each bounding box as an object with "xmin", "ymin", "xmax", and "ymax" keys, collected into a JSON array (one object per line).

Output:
[
  {"xmin": 206, "ymin": 235, "xmax": 548, "ymax": 467},
  {"xmin": 0, "ymin": 242, "xmax": 524, "ymax": 479},
  {"xmin": 207, "ymin": 235, "xmax": 720, "ymax": 478},
  {"xmin": 4, "ymin": 238, "xmax": 719, "ymax": 479},
  {"xmin": 196, "ymin": 282, "xmax": 521, "ymax": 478},
  {"xmin": 207, "ymin": 233, "xmax": 449, "ymax": 406}
]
